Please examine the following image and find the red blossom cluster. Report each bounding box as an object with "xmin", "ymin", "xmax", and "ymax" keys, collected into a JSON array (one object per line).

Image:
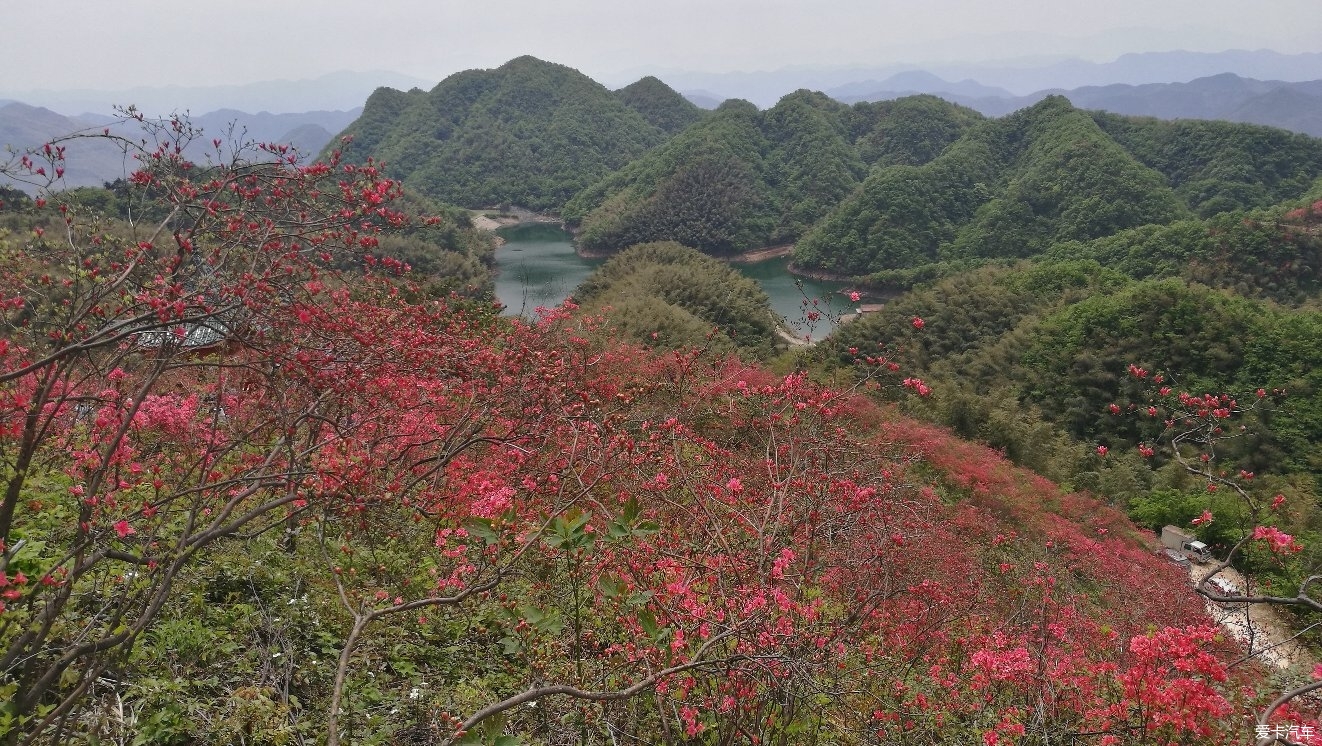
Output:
[{"xmin": 1252, "ymin": 525, "xmax": 1301, "ymax": 554}]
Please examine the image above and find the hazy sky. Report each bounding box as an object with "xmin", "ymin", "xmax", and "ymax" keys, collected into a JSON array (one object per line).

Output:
[{"xmin": 4, "ymin": 0, "xmax": 1321, "ymax": 91}]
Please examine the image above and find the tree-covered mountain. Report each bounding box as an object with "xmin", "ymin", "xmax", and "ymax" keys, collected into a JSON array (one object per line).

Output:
[
  {"xmin": 329, "ymin": 57, "xmax": 675, "ymax": 212},
  {"xmin": 1089, "ymin": 111, "xmax": 1322, "ymax": 215},
  {"xmin": 1045, "ymin": 198, "xmax": 1322, "ymax": 304},
  {"xmin": 613, "ymin": 76, "xmax": 706, "ymax": 135},
  {"xmin": 794, "ymin": 96, "xmax": 1322, "ymax": 278},
  {"xmin": 565, "ymin": 93, "xmax": 982, "ymax": 256},
  {"xmin": 814, "ymin": 274, "xmax": 1320, "ymax": 604}
]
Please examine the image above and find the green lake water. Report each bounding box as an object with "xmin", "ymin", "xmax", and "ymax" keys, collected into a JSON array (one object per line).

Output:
[{"xmin": 493, "ymin": 224, "xmax": 851, "ymax": 337}]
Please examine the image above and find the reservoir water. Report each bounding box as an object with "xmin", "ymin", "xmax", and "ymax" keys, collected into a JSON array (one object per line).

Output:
[
  {"xmin": 492, "ymin": 223, "xmax": 604, "ymax": 316},
  {"xmin": 492, "ymin": 224, "xmax": 851, "ymax": 336}
]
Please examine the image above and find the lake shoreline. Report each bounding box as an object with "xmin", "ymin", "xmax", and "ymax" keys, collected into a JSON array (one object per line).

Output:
[
  {"xmin": 484, "ymin": 220, "xmax": 880, "ymax": 312},
  {"xmin": 727, "ymin": 245, "xmax": 793, "ymax": 263},
  {"xmin": 476, "ymin": 214, "xmax": 859, "ymax": 286},
  {"xmin": 492, "ymin": 224, "xmax": 862, "ymax": 327},
  {"xmin": 471, "ymin": 208, "xmax": 564, "ymax": 247}
]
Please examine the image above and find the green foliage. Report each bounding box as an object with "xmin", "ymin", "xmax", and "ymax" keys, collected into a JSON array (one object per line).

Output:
[
  {"xmin": 795, "ymin": 96, "xmax": 1322, "ymax": 285},
  {"xmin": 851, "ymin": 94, "xmax": 985, "ymax": 168},
  {"xmin": 793, "ymin": 116, "xmax": 1005, "ymax": 275},
  {"xmin": 1019, "ymin": 281, "xmax": 1291, "ymax": 450},
  {"xmin": 1047, "ymin": 200, "xmax": 1322, "ymax": 305},
  {"xmin": 826, "ymin": 260, "xmax": 1129, "ymax": 379},
  {"xmin": 950, "ymin": 102, "xmax": 1185, "ymax": 259},
  {"xmin": 819, "ymin": 262, "xmax": 1322, "ymax": 535},
  {"xmin": 1091, "ymin": 112, "xmax": 1322, "ymax": 216},
  {"xmin": 1128, "ymin": 488, "xmax": 1247, "ymax": 542},
  {"xmin": 578, "ymin": 151, "xmax": 766, "ymax": 255},
  {"xmin": 0, "ymin": 185, "xmax": 32, "ymax": 212},
  {"xmin": 612, "ymin": 76, "xmax": 706, "ymax": 135},
  {"xmin": 567, "ymin": 98, "xmax": 774, "ymax": 253},
  {"xmin": 574, "ymin": 241, "xmax": 779, "ymax": 356},
  {"xmin": 331, "ymin": 57, "xmax": 670, "ymax": 212},
  {"xmin": 569, "ymin": 93, "xmax": 982, "ymax": 257},
  {"xmin": 380, "ymin": 195, "xmax": 497, "ymax": 297},
  {"xmin": 54, "ymin": 186, "xmax": 123, "ymax": 216}
]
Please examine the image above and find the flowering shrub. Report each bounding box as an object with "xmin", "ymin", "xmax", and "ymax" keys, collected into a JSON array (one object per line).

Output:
[{"xmin": 0, "ymin": 115, "xmax": 1301, "ymax": 746}]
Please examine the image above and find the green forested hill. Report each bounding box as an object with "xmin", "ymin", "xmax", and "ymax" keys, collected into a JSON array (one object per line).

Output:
[
  {"xmin": 573, "ymin": 241, "xmax": 779, "ymax": 357},
  {"xmin": 850, "ymin": 94, "xmax": 989, "ymax": 167},
  {"xmin": 565, "ymin": 93, "xmax": 982, "ymax": 256},
  {"xmin": 794, "ymin": 97, "xmax": 1322, "ymax": 278},
  {"xmin": 1046, "ymin": 199, "xmax": 1322, "ymax": 305},
  {"xmin": 328, "ymin": 57, "xmax": 669, "ymax": 212},
  {"xmin": 820, "ymin": 259, "xmax": 1322, "ymax": 536},
  {"xmin": 795, "ymin": 97, "xmax": 1180, "ymax": 275},
  {"xmin": 1090, "ymin": 112, "xmax": 1322, "ymax": 216},
  {"xmin": 613, "ymin": 75, "xmax": 706, "ymax": 135}
]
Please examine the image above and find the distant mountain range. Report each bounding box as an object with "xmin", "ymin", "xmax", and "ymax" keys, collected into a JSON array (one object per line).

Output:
[
  {"xmin": 0, "ymin": 102, "xmax": 361, "ymax": 190},
  {"xmin": 669, "ymin": 70, "xmax": 1322, "ymax": 139},
  {"xmin": 6, "ymin": 48, "xmax": 1321, "ymax": 117},
  {"xmin": 827, "ymin": 71, "xmax": 1015, "ymax": 102},
  {"xmin": 666, "ymin": 49, "xmax": 1322, "ymax": 107},
  {"xmin": 0, "ymin": 70, "xmax": 427, "ymax": 118},
  {"xmin": 823, "ymin": 73, "xmax": 1322, "ymax": 137}
]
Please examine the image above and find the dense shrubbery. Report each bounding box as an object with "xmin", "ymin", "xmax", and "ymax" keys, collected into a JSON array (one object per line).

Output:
[{"xmin": 817, "ymin": 254, "xmax": 1322, "ymax": 645}]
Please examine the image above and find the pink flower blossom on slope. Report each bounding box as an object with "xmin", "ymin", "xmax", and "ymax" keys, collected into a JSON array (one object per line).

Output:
[{"xmin": 1253, "ymin": 526, "xmax": 1300, "ymax": 553}]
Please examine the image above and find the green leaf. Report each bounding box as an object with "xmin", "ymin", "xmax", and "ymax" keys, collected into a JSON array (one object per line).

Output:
[
  {"xmin": 465, "ymin": 518, "xmax": 500, "ymax": 546},
  {"xmin": 638, "ymin": 610, "xmax": 660, "ymax": 640},
  {"xmin": 621, "ymin": 496, "xmax": 641, "ymax": 523},
  {"xmin": 598, "ymin": 578, "xmax": 625, "ymax": 599},
  {"xmin": 605, "ymin": 498, "xmax": 658, "ymax": 541},
  {"xmin": 516, "ymin": 604, "xmax": 564, "ymax": 635},
  {"xmin": 544, "ymin": 510, "xmax": 595, "ymax": 550}
]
